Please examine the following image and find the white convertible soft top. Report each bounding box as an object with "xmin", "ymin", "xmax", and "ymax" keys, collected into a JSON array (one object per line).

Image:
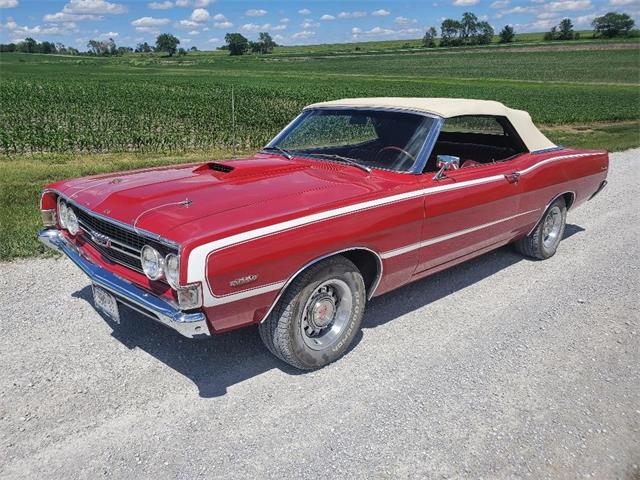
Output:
[{"xmin": 306, "ymin": 97, "xmax": 556, "ymax": 152}]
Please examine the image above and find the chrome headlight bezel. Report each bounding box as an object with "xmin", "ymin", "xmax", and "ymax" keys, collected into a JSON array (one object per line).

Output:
[
  {"xmin": 57, "ymin": 197, "xmax": 69, "ymax": 229},
  {"xmin": 164, "ymin": 253, "xmax": 180, "ymax": 289},
  {"xmin": 140, "ymin": 245, "xmax": 165, "ymax": 281},
  {"xmin": 66, "ymin": 206, "xmax": 80, "ymax": 235}
]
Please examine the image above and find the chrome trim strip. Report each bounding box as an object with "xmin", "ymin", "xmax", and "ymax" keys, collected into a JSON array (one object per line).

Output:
[
  {"xmin": 381, "ymin": 209, "xmax": 540, "ymax": 259},
  {"xmin": 516, "ymin": 153, "xmax": 593, "ymax": 176},
  {"xmin": 259, "ymin": 247, "xmax": 384, "ymax": 324},
  {"xmin": 38, "ymin": 228, "xmax": 210, "ymax": 339}
]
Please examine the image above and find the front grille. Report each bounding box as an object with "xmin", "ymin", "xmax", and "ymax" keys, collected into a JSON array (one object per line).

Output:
[{"xmin": 71, "ymin": 205, "xmax": 176, "ymax": 274}]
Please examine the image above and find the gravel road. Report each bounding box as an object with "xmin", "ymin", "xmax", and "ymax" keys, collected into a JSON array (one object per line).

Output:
[{"xmin": 1, "ymin": 149, "xmax": 638, "ymax": 479}]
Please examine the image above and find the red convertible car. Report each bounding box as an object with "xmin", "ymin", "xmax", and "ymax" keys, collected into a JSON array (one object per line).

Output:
[{"xmin": 39, "ymin": 98, "xmax": 608, "ymax": 369}]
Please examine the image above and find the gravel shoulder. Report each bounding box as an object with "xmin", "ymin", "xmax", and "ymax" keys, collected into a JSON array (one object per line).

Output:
[{"xmin": 1, "ymin": 149, "xmax": 638, "ymax": 479}]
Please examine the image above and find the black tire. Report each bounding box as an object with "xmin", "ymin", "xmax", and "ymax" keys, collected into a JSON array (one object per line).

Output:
[
  {"xmin": 515, "ymin": 197, "xmax": 567, "ymax": 260},
  {"xmin": 259, "ymin": 256, "xmax": 366, "ymax": 370}
]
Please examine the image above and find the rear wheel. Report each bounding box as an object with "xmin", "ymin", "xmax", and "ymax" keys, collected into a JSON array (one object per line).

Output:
[
  {"xmin": 515, "ymin": 197, "xmax": 567, "ymax": 260},
  {"xmin": 259, "ymin": 256, "xmax": 366, "ymax": 370}
]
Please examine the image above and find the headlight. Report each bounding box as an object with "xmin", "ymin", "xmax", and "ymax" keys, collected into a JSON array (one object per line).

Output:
[
  {"xmin": 141, "ymin": 245, "xmax": 165, "ymax": 280},
  {"xmin": 164, "ymin": 253, "xmax": 180, "ymax": 289},
  {"xmin": 66, "ymin": 207, "xmax": 80, "ymax": 235},
  {"xmin": 58, "ymin": 198, "xmax": 69, "ymax": 229}
]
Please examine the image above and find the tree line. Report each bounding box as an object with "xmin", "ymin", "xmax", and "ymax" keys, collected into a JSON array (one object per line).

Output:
[
  {"xmin": 0, "ymin": 33, "xmax": 197, "ymax": 56},
  {"xmin": 0, "ymin": 11, "xmax": 635, "ymax": 56},
  {"xmin": 421, "ymin": 10, "xmax": 636, "ymax": 47}
]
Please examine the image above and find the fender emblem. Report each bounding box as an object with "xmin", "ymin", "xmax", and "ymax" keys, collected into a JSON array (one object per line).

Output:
[
  {"xmin": 229, "ymin": 274, "xmax": 258, "ymax": 287},
  {"xmin": 91, "ymin": 231, "xmax": 112, "ymax": 248}
]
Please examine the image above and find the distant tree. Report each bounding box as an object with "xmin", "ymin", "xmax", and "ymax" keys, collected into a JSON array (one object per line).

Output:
[
  {"xmin": 440, "ymin": 14, "xmax": 492, "ymax": 46},
  {"xmin": 440, "ymin": 19, "xmax": 463, "ymax": 46},
  {"xmin": 178, "ymin": 47, "xmax": 187, "ymax": 55},
  {"xmin": 558, "ymin": 18, "xmax": 575, "ymax": 40},
  {"xmin": 224, "ymin": 32, "xmax": 249, "ymax": 55},
  {"xmin": 499, "ymin": 25, "xmax": 515, "ymax": 43},
  {"xmin": 592, "ymin": 12, "xmax": 635, "ymax": 38},
  {"xmin": 477, "ymin": 21, "xmax": 494, "ymax": 44},
  {"xmin": 135, "ymin": 41, "xmax": 153, "ymax": 53},
  {"xmin": 422, "ymin": 26, "xmax": 438, "ymax": 47},
  {"xmin": 257, "ymin": 32, "xmax": 276, "ymax": 53},
  {"xmin": 460, "ymin": 12, "xmax": 479, "ymax": 44},
  {"xmin": 156, "ymin": 33, "xmax": 180, "ymax": 56},
  {"xmin": 190, "ymin": 46, "xmax": 198, "ymax": 51},
  {"xmin": 18, "ymin": 37, "xmax": 38, "ymax": 53},
  {"xmin": 0, "ymin": 43, "xmax": 17, "ymax": 52},
  {"xmin": 87, "ymin": 38, "xmax": 116, "ymax": 55}
]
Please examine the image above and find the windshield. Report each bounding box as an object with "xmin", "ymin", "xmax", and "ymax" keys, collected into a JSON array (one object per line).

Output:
[{"xmin": 265, "ymin": 108, "xmax": 437, "ymax": 173}]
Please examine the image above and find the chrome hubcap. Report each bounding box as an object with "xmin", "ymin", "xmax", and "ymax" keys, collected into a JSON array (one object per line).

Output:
[
  {"xmin": 542, "ymin": 206, "xmax": 562, "ymax": 249},
  {"xmin": 301, "ymin": 279, "xmax": 353, "ymax": 351}
]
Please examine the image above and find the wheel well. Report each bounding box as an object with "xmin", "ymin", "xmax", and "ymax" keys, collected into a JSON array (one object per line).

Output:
[
  {"xmin": 562, "ymin": 192, "xmax": 575, "ymax": 210},
  {"xmin": 339, "ymin": 249, "xmax": 382, "ymax": 298}
]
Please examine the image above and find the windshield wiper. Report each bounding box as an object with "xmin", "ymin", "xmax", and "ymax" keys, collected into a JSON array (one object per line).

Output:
[
  {"xmin": 305, "ymin": 153, "xmax": 371, "ymax": 173},
  {"xmin": 262, "ymin": 145, "xmax": 293, "ymax": 160}
]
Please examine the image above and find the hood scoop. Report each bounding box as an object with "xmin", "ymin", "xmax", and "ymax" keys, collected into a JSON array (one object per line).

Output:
[{"xmin": 194, "ymin": 162, "xmax": 234, "ymax": 174}]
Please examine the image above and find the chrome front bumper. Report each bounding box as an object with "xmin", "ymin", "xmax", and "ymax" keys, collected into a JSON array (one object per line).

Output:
[{"xmin": 38, "ymin": 228, "xmax": 211, "ymax": 339}]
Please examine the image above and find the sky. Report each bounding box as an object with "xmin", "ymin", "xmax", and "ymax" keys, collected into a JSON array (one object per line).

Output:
[{"xmin": 0, "ymin": 0, "xmax": 638, "ymax": 49}]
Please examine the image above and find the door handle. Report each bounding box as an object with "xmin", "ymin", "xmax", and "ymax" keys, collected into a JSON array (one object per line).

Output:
[{"xmin": 505, "ymin": 172, "xmax": 520, "ymax": 184}]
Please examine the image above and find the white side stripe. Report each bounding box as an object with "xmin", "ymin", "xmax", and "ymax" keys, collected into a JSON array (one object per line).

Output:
[{"xmin": 380, "ymin": 209, "xmax": 540, "ymax": 259}]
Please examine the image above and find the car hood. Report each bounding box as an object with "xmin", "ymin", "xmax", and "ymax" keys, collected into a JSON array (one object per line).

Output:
[{"xmin": 51, "ymin": 153, "xmax": 387, "ymax": 242}]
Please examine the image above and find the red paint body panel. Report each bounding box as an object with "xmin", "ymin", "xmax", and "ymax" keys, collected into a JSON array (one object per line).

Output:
[{"xmin": 45, "ymin": 147, "xmax": 608, "ymax": 334}]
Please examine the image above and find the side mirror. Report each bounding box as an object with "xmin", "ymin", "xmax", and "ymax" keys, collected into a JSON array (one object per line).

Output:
[{"xmin": 433, "ymin": 155, "xmax": 460, "ymax": 180}]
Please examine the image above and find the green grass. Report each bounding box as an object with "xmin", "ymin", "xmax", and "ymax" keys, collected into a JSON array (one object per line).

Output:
[{"xmin": 0, "ymin": 37, "xmax": 638, "ymax": 260}]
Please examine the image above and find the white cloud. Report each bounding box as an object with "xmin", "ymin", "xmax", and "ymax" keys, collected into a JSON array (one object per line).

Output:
[
  {"xmin": 547, "ymin": 0, "xmax": 591, "ymax": 10},
  {"xmin": 135, "ymin": 26, "xmax": 161, "ymax": 33},
  {"xmin": 188, "ymin": 29, "xmax": 199, "ymax": 35},
  {"xmin": 453, "ymin": 0, "xmax": 480, "ymax": 5},
  {"xmin": 148, "ymin": 1, "xmax": 172, "ymax": 9},
  {"xmin": 272, "ymin": 24, "xmax": 287, "ymax": 31},
  {"xmin": 43, "ymin": 12, "xmax": 101, "ymax": 22},
  {"xmin": 63, "ymin": 0, "xmax": 126, "ymax": 14},
  {"xmin": 245, "ymin": 8, "xmax": 267, "ymax": 17},
  {"xmin": 177, "ymin": 19, "xmax": 199, "ymax": 28},
  {"xmin": 175, "ymin": 0, "xmax": 189, "ymax": 5},
  {"xmin": 207, "ymin": 37, "xmax": 220, "ymax": 42},
  {"xmin": 301, "ymin": 19, "xmax": 319, "ymax": 28},
  {"xmin": 291, "ymin": 30, "xmax": 315, "ymax": 39},
  {"xmin": 351, "ymin": 27, "xmax": 362, "ymax": 34},
  {"xmin": 4, "ymin": 18, "xmax": 79, "ymax": 36},
  {"xmin": 240, "ymin": 22, "xmax": 280, "ymax": 32},
  {"xmin": 371, "ymin": 9, "xmax": 390, "ymax": 16},
  {"xmin": 320, "ymin": 14, "xmax": 335, "ymax": 20},
  {"xmin": 97, "ymin": 30, "xmax": 118, "ymax": 39},
  {"xmin": 352, "ymin": 25, "xmax": 422, "ymax": 39},
  {"xmin": 298, "ymin": 8, "xmax": 311, "ymax": 15},
  {"xmin": 337, "ymin": 11, "xmax": 367, "ymax": 19},
  {"xmin": 0, "ymin": 0, "xmax": 18, "ymax": 8},
  {"xmin": 190, "ymin": 7, "xmax": 209, "ymax": 22},
  {"xmin": 132, "ymin": 16, "xmax": 170, "ymax": 27},
  {"xmin": 609, "ymin": 0, "xmax": 635, "ymax": 4},
  {"xmin": 213, "ymin": 20, "xmax": 232, "ymax": 28},
  {"xmin": 395, "ymin": 16, "xmax": 417, "ymax": 25},
  {"xmin": 490, "ymin": 0, "xmax": 509, "ymax": 7},
  {"xmin": 280, "ymin": 17, "xmax": 290, "ymax": 23},
  {"xmin": 193, "ymin": 0, "xmax": 214, "ymax": 6},
  {"xmin": 240, "ymin": 22, "xmax": 261, "ymax": 32},
  {"xmin": 212, "ymin": 13, "xmax": 226, "ymax": 20}
]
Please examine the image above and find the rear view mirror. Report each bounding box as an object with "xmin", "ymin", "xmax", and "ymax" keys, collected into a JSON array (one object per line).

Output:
[{"xmin": 433, "ymin": 155, "xmax": 460, "ymax": 180}]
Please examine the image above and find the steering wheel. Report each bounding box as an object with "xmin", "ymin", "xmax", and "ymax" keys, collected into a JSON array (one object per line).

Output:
[{"xmin": 374, "ymin": 146, "xmax": 416, "ymax": 170}]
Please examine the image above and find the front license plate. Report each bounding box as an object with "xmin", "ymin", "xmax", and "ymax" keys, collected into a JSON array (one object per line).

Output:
[{"xmin": 92, "ymin": 285, "xmax": 121, "ymax": 324}]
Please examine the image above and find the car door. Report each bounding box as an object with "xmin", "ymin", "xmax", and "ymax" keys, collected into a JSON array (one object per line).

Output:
[{"xmin": 411, "ymin": 116, "xmax": 529, "ymax": 275}]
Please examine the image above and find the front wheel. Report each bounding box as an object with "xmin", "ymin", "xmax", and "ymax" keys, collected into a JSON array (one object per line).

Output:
[
  {"xmin": 515, "ymin": 197, "xmax": 567, "ymax": 260},
  {"xmin": 259, "ymin": 256, "xmax": 366, "ymax": 370}
]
